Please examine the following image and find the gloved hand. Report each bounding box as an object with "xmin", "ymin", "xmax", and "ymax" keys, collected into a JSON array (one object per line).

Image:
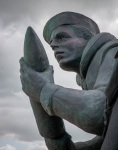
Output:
[{"xmin": 20, "ymin": 57, "xmax": 54, "ymax": 101}]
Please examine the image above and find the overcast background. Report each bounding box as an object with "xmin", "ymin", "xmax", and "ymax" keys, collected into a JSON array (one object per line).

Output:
[{"xmin": 0, "ymin": 0, "xmax": 118, "ymax": 150}]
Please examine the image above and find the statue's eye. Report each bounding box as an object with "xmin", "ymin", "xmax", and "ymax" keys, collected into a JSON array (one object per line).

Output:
[{"xmin": 56, "ymin": 33, "xmax": 68, "ymax": 42}]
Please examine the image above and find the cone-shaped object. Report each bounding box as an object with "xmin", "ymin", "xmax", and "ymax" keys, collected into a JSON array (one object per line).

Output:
[
  {"xmin": 23, "ymin": 26, "xmax": 65, "ymax": 138},
  {"xmin": 24, "ymin": 26, "xmax": 49, "ymax": 72}
]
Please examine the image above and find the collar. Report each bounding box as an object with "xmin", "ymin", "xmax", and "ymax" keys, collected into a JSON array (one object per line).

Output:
[{"xmin": 79, "ymin": 32, "xmax": 116, "ymax": 79}]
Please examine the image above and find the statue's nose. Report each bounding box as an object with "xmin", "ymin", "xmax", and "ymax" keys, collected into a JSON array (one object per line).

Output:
[
  {"xmin": 50, "ymin": 40, "xmax": 59, "ymax": 50},
  {"xmin": 51, "ymin": 45, "xmax": 59, "ymax": 51}
]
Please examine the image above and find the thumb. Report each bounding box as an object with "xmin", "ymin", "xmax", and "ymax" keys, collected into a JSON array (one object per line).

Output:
[
  {"xmin": 46, "ymin": 65, "xmax": 54, "ymax": 73},
  {"xmin": 42, "ymin": 65, "xmax": 54, "ymax": 83},
  {"xmin": 44, "ymin": 65, "xmax": 54, "ymax": 76}
]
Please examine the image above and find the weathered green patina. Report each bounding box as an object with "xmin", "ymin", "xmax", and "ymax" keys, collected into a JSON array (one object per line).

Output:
[{"xmin": 20, "ymin": 12, "xmax": 118, "ymax": 150}]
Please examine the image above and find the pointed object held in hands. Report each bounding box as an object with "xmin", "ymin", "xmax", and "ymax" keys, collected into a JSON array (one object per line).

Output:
[
  {"xmin": 23, "ymin": 26, "xmax": 65, "ymax": 139},
  {"xmin": 22, "ymin": 26, "xmax": 75, "ymax": 149},
  {"xmin": 24, "ymin": 26, "xmax": 49, "ymax": 72}
]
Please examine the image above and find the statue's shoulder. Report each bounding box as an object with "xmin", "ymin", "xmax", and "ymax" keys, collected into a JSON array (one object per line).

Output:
[{"xmin": 79, "ymin": 32, "xmax": 118, "ymax": 90}]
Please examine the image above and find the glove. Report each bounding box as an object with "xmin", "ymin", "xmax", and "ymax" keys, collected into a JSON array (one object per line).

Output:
[
  {"xmin": 20, "ymin": 57, "xmax": 54, "ymax": 101},
  {"xmin": 20, "ymin": 57, "xmax": 62, "ymax": 116}
]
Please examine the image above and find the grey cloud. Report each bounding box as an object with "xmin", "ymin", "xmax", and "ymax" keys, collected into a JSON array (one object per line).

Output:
[
  {"xmin": 0, "ymin": 26, "xmax": 43, "ymax": 142},
  {"xmin": 0, "ymin": 0, "xmax": 118, "ymax": 29},
  {"xmin": 0, "ymin": 13, "xmax": 46, "ymax": 143},
  {"xmin": 0, "ymin": 0, "xmax": 42, "ymax": 27},
  {"xmin": 28, "ymin": 141, "xmax": 47, "ymax": 150},
  {"xmin": 64, "ymin": 120, "xmax": 94, "ymax": 142},
  {"xmin": 0, "ymin": 96, "xmax": 43, "ymax": 142},
  {"xmin": 0, "ymin": 145, "xmax": 16, "ymax": 150}
]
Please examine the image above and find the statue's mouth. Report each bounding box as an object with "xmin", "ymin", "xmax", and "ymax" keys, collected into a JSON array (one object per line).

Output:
[{"xmin": 55, "ymin": 51, "xmax": 65, "ymax": 61}]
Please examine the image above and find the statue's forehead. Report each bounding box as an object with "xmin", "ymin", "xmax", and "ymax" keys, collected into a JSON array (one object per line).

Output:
[
  {"xmin": 51, "ymin": 25, "xmax": 67, "ymax": 36},
  {"xmin": 50, "ymin": 25, "xmax": 76, "ymax": 40}
]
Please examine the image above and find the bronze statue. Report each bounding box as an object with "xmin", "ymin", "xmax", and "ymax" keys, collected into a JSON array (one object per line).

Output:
[{"xmin": 20, "ymin": 12, "xmax": 118, "ymax": 149}]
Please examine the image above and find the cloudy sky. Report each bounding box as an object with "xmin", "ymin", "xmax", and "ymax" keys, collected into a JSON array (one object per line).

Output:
[{"xmin": 0, "ymin": 0, "xmax": 118, "ymax": 150}]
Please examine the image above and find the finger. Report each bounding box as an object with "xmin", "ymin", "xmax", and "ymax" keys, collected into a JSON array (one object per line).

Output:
[
  {"xmin": 19, "ymin": 57, "xmax": 30, "ymax": 71},
  {"xmin": 20, "ymin": 57, "xmax": 37, "ymax": 76},
  {"xmin": 20, "ymin": 76, "xmax": 32, "ymax": 97},
  {"xmin": 20, "ymin": 75, "xmax": 24, "ymax": 85},
  {"xmin": 20, "ymin": 71, "xmax": 31, "ymax": 97},
  {"xmin": 39, "ymin": 65, "xmax": 54, "ymax": 82},
  {"xmin": 20, "ymin": 75, "xmax": 24, "ymax": 83},
  {"xmin": 20, "ymin": 68, "xmax": 24, "ymax": 74},
  {"xmin": 19, "ymin": 57, "xmax": 25, "ymax": 66},
  {"xmin": 20, "ymin": 67, "xmax": 28, "ymax": 78},
  {"xmin": 20, "ymin": 75, "xmax": 25, "ymax": 90},
  {"xmin": 19, "ymin": 57, "xmax": 27, "ymax": 71},
  {"xmin": 44, "ymin": 65, "xmax": 54, "ymax": 74},
  {"xmin": 20, "ymin": 80, "xmax": 27, "ymax": 95},
  {"xmin": 49, "ymin": 65, "xmax": 54, "ymax": 73},
  {"xmin": 20, "ymin": 60, "xmax": 33, "ymax": 74}
]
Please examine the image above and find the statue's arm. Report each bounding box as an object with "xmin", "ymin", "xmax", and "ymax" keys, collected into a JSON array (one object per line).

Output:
[
  {"xmin": 75, "ymin": 136, "xmax": 103, "ymax": 150},
  {"xmin": 41, "ymin": 84, "xmax": 105, "ymax": 135},
  {"xmin": 40, "ymin": 48, "xmax": 118, "ymax": 136}
]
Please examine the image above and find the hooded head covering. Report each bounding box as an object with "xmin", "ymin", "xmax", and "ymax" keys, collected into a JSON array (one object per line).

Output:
[{"xmin": 43, "ymin": 11, "xmax": 100, "ymax": 44}]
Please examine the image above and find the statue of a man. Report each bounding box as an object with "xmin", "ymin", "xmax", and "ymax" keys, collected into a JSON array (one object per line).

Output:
[{"xmin": 20, "ymin": 12, "xmax": 118, "ymax": 149}]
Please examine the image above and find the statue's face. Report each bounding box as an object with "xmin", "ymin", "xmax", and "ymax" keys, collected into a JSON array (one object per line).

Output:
[{"xmin": 50, "ymin": 25, "xmax": 88, "ymax": 72}]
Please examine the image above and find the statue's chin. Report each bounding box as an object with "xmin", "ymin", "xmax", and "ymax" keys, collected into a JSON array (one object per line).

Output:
[
  {"xmin": 58, "ymin": 57, "xmax": 80, "ymax": 72},
  {"xmin": 59, "ymin": 62, "xmax": 76, "ymax": 72}
]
